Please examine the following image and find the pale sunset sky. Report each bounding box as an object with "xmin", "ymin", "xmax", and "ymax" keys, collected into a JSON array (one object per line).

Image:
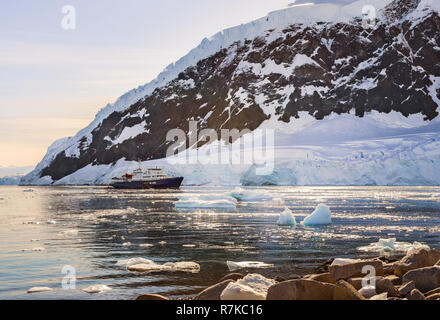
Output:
[{"xmin": 0, "ymin": 0, "xmax": 354, "ymax": 167}]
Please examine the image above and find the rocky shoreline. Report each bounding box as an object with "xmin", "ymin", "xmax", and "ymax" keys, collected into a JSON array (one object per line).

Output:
[{"xmin": 137, "ymin": 248, "xmax": 440, "ymax": 301}]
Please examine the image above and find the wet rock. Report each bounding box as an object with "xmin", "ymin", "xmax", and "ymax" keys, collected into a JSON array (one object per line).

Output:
[
  {"xmin": 406, "ymin": 289, "xmax": 425, "ymax": 300},
  {"xmin": 394, "ymin": 248, "xmax": 440, "ymax": 276},
  {"xmin": 329, "ymin": 259, "xmax": 384, "ymax": 281},
  {"xmin": 385, "ymin": 275, "xmax": 402, "ymax": 286},
  {"xmin": 218, "ymin": 273, "xmax": 244, "ymax": 282},
  {"xmin": 314, "ymin": 259, "xmax": 334, "ymax": 274},
  {"xmin": 402, "ymin": 266, "xmax": 440, "ymax": 293},
  {"xmin": 398, "ymin": 281, "xmax": 415, "ymax": 296},
  {"xmin": 136, "ymin": 294, "xmax": 169, "ymax": 301},
  {"xmin": 424, "ymin": 287, "xmax": 440, "ymax": 297},
  {"xmin": 196, "ymin": 280, "xmax": 234, "ymax": 300},
  {"xmin": 334, "ymin": 280, "xmax": 365, "ymax": 300},
  {"xmin": 359, "ymin": 286, "xmax": 378, "ymax": 299},
  {"xmin": 267, "ymin": 279, "xmax": 337, "ymax": 300}
]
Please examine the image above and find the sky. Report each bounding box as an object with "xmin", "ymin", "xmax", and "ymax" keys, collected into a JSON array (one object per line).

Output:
[{"xmin": 0, "ymin": 0, "xmax": 355, "ymax": 168}]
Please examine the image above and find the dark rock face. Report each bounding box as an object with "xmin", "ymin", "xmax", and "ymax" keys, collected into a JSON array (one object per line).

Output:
[{"xmin": 40, "ymin": 0, "xmax": 440, "ymax": 182}]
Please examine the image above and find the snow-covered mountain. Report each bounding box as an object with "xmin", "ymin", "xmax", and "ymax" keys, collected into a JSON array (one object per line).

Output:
[{"xmin": 22, "ymin": 0, "xmax": 440, "ymax": 186}]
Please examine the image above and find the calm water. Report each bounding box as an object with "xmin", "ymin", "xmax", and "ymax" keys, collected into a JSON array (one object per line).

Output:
[{"xmin": 0, "ymin": 185, "xmax": 439, "ymax": 300}]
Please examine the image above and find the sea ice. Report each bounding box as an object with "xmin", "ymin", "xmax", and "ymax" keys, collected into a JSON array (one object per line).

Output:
[
  {"xmin": 331, "ymin": 258, "xmax": 362, "ymax": 266},
  {"xmin": 27, "ymin": 287, "xmax": 53, "ymax": 294},
  {"xmin": 357, "ymin": 238, "xmax": 430, "ymax": 256},
  {"xmin": 46, "ymin": 220, "xmax": 56, "ymax": 224},
  {"xmin": 175, "ymin": 198, "xmax": 237, "ymax": 209},
  {"xmin": 82, "ymin": 284, "xmax": 112, "ymax": 294},
  {"xmin": 122, "ymin": 258, "xmax": 200, "ymax": 273},
  {"xmin": 139, "ymin": 243, "xmax": 154, "ymax": 248},
  {"xmin": 122, "ymin": 242, "xmax": 131, "ymax": 247},
  {"xmin": 301, "ymin": 204, "xmax": 332, "ymax": 226},
  {"xmin": 220, "ymin": 274, "xmax": 275, "ymax": 300},
  {"xmin": 277, "ymin": 207, "xmax": 297, "ymax": 226},
  {"xmin": 229, "ymin": 188, "xmax": 274, "ymax": 202},
  {"xmin": 226, "ymin": 261, "xmax": 274, "ymax": 271}
]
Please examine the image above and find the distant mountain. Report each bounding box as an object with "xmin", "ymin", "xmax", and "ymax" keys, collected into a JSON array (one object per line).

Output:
[{"xmin": 22, "ymin": 0, "xmax": 440, "ymax": 186}]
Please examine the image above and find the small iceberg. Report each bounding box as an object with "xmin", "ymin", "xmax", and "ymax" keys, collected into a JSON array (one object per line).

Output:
[
  {"xmin": 277, "ymin": 207, "xmax": 296, "ymax": 226},
  {"xmin": 357, "ymin": 238, "xmax": 430, "ymax": 256},
  {"xmin": 23, "ymin": 189, "xmax": 34, "ymax": 193},
  {"xmin": 32, "ymin": 247, "xmax": 45, "ymax": 252},
  {"xmin": 82, "ymin": 284, "xmax": 112, "ymax": 294},
  {"xmin": 46, "ymin": 220, "xmax": 56, "ymax": 225},
  {"xmin": 220, "ymin": 274, "xmax": 275, "ymax": 300},
  {"xmin": 229, "ymin": 187, "xmax": 274, "ymax": 202},
  {"xmin": 226, "ymin": 261, "xmax": 274, "ymax": 271},
  {"xmin": 302, "ymin": 204, "xmax": 332, "ymax": 226},
  {"xmin": 27, "ymin": 287, "xmax": 53, "ymax": 294}
]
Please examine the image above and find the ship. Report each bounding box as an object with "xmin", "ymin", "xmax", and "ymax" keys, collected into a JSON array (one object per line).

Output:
[{"xmin": 110, "ymin": 167, "xmax": 184, "ymax": 189}]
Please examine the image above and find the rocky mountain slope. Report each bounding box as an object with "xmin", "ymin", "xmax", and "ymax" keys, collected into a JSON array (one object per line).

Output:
[{"xmin": 22, "ymin": 0, "xmax": 440, "ymax": 186}]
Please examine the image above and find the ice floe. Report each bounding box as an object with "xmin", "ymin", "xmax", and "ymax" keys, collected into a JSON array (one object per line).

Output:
[
  {"xmin": 229, "ymin": 188, "xmax": 274, "ymax": 202},
  {"xmin": 139, "ymin": 243, "xmax": 154, "ymax": 248},
  {"xmin": 175, "ymin": 197, "xmax": 237, "ymax": 209},
  {"xmin": 357, "ymin": 238, "xmax": 430, "ymax": 256},
  {"xmin": 226, "ymin": 261, "xmax": 274, "ymax": 271},
  {"xmin": 220, "ymin": 274, "xmax": 275, "ymax": 300},
  {"xmin": 82, "ymin": 284, "xmax": 112, "ymax": 294},
  {"xmin": 331, "ymin": 258, "xmax": 362, "ymax": 266},
  {"xmin": 27, "ymin": 287, "xmax": 53, "ymax": 294},
  {"xmin": 277, "ymin": 207, "xmax": 297, "ymax": 226},
  {"xmin": 32, "ymin": 247, "xmax": 45, "ymax": 252},
  {"xmin": 46, "ymin": 220, "xmax": 56, "ymax": 224},
  {"xmin": 122, "ymin": 242, "xmax": 131, "ymax": 247},
  {"xmin": 301, "ymin": 204, "xmax": 332, "ymax": 226},
  {"xmin": 119, "ymin": 258, "xmax": 200, "ymax": 273}
]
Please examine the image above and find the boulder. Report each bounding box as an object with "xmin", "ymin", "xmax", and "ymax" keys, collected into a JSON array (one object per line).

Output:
[
  {"xmin": 136, "ymin": 294, "xmax": 169, "ymax": 300},
  {"xmin": 402, "ymin": 266, "xmax": 440, "ymax": 293},
  {"xmin": 329, "ymin": 259, "xmax": 383, "ymax": 281},
  {"xmin": 334, "ymin": 280, "xmax": 365, "ymax": 300},
  {"xmin": 218, "ymin": 273, "xmax": 244, "ymax": 282},
  {"xmin": 385, "ymin": 275, "xmax": 402, "ymax": 286},
  {"xmin": 359, "ymin": 286, "xmax": 378, "ymax": 299},
  {"xmin": 196, "ymin": 280, "xmax": 234, "ymax": 300},
  {"xmin": 383, "ymin": 263, "xmax": 395, "ymax": 276},
  {"xmin": 306, "ymin": 272, "xmax": 335, "ymax": 284},
  {"xmin": 398, "ymin": 281, "xmax": 415, "ymax": 296},
  {"xmin": 394, "ymin": 248, "xmax": 440, "ymax": 276},
  {"xmin": 369, "ymin": 292, "xmax": 388, "ymax": 300},
  {"xmin": 266, "ymin": 279, "xmax": 337, "ymax": 300},
  {"xmin": 426, "ymin": 293, "xmax": 440, "ymax": 300},
  {"xmin": 406, "ymin": 289, "xmax": 425, "ymax": 300}
]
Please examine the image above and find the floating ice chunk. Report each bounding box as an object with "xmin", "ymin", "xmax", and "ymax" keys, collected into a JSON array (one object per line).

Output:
[
  {"xmin": 139, "ymin": 243, "xmax": 154, "ymax": 248},
  {"xmin": 175, "ymin": 198, "xmax": 237, "ymax": 209},
  {"xmin": 226, "ymin": 261, "xmax": 274, "ymax": 271},
  {"xmin": 23, "ymin": 189, "xmax": 34, "ymax": 193},
  {"xmin": 124, "ymin": 259, "xmax": 200, "ymax": 273},
  {"xmin": 302, "ymin": 204, "xmax": 332, "ymax": 226},
  {"xmin": 182, "ymin": 244, "xmax": 196, "ymax": 248},
  {"xmin": 277, "ymin": 207, "xmax": 296, "ymax": 226},
  {"xmin": 27, "ymin": 287, "xmax": 53, "ymax": 294},
  {"xmin": 57, "ymin": 230, "xmax": 79, "ymax": 237},
  {"xmin": 229, "ymin": 188, "xmax": 274, "ymax": 202},
  {"xmin": 82, "ymin": 284, "xmax": 112, "ymax": 294},
  {"xmin": 122, "ymin": 242, "xmax": 131, "ymax": 247},
  {"xmin": 32, "ymin": 247, "xmax": 45, "ymax": 252},
  {"xmin": 158, "ymin": 241, "xmax": 167, "ymax": 245},
  {"xmin": 357, "ymin": 238, "xmax": 430, "ymax": 256},
  {"xmin": 331, "ymin": 258, "xmax": 362, "ymax": 266},
  {"xmin": 220, "ymin": 274, "xmax": 275, "ymax": 300},
  {"xmin": 46, "ymin": 220, "xmax": 56, "ymax": 224},
  {"xmin": 116, "ymin": 257, "xmax": 154, "ymax": 267}
]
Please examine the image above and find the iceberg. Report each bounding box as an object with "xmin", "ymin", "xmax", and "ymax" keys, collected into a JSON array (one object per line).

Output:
[
  {"xmin": 121, "ymin": 258, "xmax": 201, "ymax": 273},
  {"xmin": 302, "ymin": 204, "xmax": 332, "ymax": 226},
  {"xmin": 220, "ymin": 274, "xmax": 275, "ymax": 300},
  {"xmin": 226, "ymin": 261, "xmax": 274, "ymax": 271},
  {"xmin": 277, "ymin": 207, "xmax": 297, "ymax": 226},
  {"xmin": 175, "ymin": 197, "xmax": 237, "ymax": 209}
]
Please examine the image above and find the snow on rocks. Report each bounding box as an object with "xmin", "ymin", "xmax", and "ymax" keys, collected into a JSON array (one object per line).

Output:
[
  {"xmin": 27, "ymin": 287, "xmax": 53, "ymax": 294},
  {"xmin": 220, "ymin": 274, "xmax": 275, "ymax": 300},
  {"xmin": 82, "ymin": 285, "xmax": 112, "ymax": 294},
  {"xmin": 226, "ymin": 261, "xmax": 274, "ymax": 271},
  {"xmin": 277, "ymin": 207, "xmax": 297, "ymax": 226},
  {"xmin": 301, "ymin": 204, "xmax": 332, "ymax": 226}
]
